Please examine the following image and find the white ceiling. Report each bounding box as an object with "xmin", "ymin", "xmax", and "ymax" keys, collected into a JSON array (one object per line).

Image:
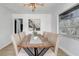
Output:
[{"xmin": 0, "ymin": 3, "xmax": 66, "ymax": 14}]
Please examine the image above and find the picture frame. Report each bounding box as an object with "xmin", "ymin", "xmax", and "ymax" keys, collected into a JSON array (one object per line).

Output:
[{"xmin": 28, "ymin": 19, "xmax": 40, "ymax": 31}]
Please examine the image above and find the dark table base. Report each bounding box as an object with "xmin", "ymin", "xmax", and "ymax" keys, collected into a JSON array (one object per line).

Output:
[{"xmin": 24, "ymin": 48, "xmax": 49, "ymax": 56}]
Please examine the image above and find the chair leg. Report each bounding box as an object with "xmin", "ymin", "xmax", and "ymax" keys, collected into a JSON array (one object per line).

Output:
[{"xmin": 54, "ymin": 38, "xmax": 60, "ymax": 55}]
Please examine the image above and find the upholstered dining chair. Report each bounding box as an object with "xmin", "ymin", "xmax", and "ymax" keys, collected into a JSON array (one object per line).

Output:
[
  {"xmin": 11, "ymin": 32, "xmax": 29, "ymax": 56},
  {"xmin": 43, "ymin": 32, "xmax": 59, "ymax": 56}
]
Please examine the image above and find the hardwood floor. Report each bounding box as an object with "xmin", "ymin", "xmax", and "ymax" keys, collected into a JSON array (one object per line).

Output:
[
  {"xmin": 0, "ymin": 43, "xmax": 67, "ymax": 56},
  {"xmin": 57, "ymin": 48, "xmax": 68, "ymax": 56},
  {"xmin": 0, "ymin": 43, "xmax": 15, "ymax": 56}
]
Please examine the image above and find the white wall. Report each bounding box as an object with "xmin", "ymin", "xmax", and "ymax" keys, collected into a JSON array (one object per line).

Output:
[
  {"xmin": 59, "ymin": 35, "xmax": 79, "ymax": 56},
  {"xmin": 52, "ymin": 3, "xmax": 79, "ymax": 56},
  {"xmin": 0, "ymin": 6, "xmax": 13, "ymax": 49},
  {"xmin": 12, "ymin": 14, "xmax": 53, "ymax": 34},
  {"xmin": 51, "ymin": 13, "xmax": 57, "ymax": 33}
]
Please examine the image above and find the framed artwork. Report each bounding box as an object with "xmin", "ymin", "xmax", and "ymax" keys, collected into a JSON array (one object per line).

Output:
[
  {"xmin": 59, "ymin": 4, "xmax": 79, "ymax": 36},
  {"xmin": 28, "ymin": 19, "xmax": 40, "ymax": 31}
]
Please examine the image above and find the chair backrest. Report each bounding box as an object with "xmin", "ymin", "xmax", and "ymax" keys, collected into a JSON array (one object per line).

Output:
[
  {"xmin": 43, "ymin": 32, "xmax": 48, "ymax": 40},
  {"xmin": 19, "ymin": 32, "xmax": 26, "ymax": 41},
  {"xmin": 11, "ymin": 33, "xmax": 22, "ymax": 55},
  {"xmin": 43, "ymin": 32, "xmax": 59, "ymax": 55},
  {"xmin": 47, "ymin": 32, "xmax": 58, "ymax": 45}
]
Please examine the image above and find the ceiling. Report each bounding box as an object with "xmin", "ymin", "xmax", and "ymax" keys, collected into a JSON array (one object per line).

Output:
[{"xmin": 0, "ymin": 3, "xmax": 66, "ymax": 14}]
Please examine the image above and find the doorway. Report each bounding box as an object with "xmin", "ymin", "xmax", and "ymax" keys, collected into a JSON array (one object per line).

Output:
[{"xmin": 14, "ymin": 18, "xmax": 23, "ymax": 33}]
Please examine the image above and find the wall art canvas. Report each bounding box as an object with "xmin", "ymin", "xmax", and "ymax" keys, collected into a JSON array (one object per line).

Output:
[
  {"xmin": 28, "ymin": 19, "xmax": 40, "ymax": 31},
  {"xmin": 59, "ymin": 5, "xmax": 79, "ymax": 36}
]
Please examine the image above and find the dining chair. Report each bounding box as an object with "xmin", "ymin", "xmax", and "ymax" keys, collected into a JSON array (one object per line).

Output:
[
  {"xmin": 42, "ymin": 32, "xmax": 48, "ymax": 40},
  {"xmin": 11, "ymin": 32, "xmax": 29, "ymax": 56},
  {"xmin": 43, "ymin": 32, "xmax": 59, "ymax": 56}
]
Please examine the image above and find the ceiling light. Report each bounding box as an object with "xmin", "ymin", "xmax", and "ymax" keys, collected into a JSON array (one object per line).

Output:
[{"xmin": 24, "ymin": 3, "xmax": 45, "ymax": 12}]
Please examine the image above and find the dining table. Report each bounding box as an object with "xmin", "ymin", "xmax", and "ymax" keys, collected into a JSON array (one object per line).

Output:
[{"xmin": 17, "ymin": 34, "xmax": 55, "ymax": 56}]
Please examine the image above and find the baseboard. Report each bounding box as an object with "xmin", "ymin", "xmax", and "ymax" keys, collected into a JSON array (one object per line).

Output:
[
  {"xmin": 0, "ymin": 41, "xmax": 12, "ymax": 50},
  {"xmin": 59, "ymin": 46, "xmax": 75, "ymax": 56}
]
